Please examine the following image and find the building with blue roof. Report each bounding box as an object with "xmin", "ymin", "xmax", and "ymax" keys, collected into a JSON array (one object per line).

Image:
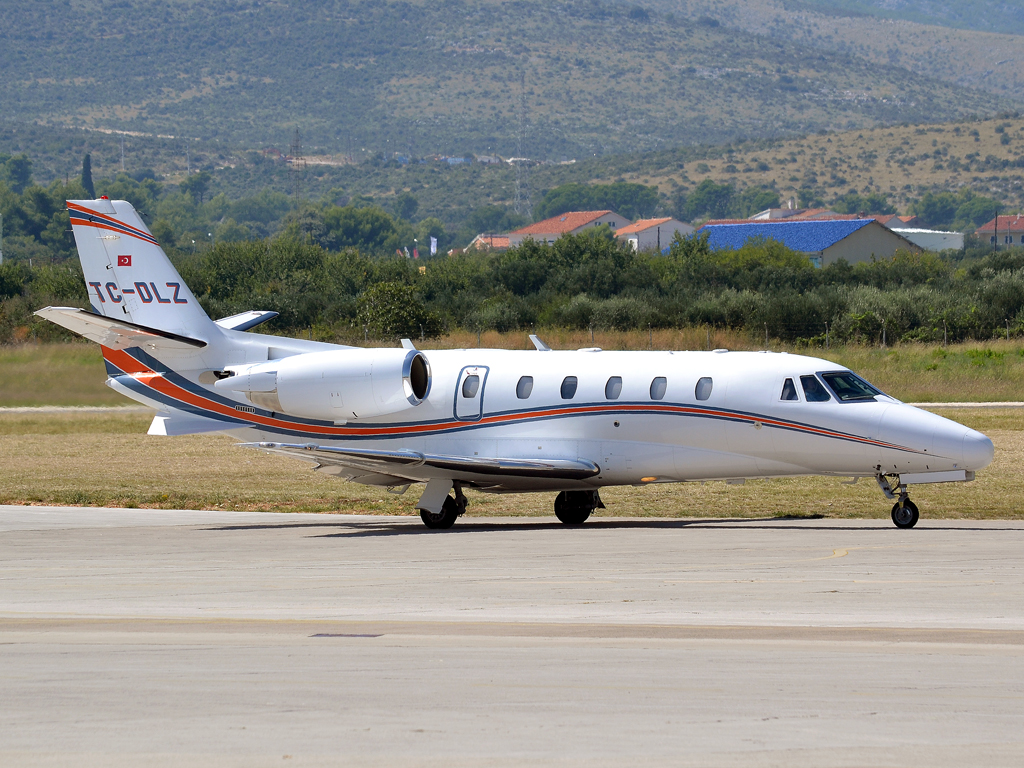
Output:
[{"xmin": 697, "ymin": 219, "xmax": 920, "ymax": 267}]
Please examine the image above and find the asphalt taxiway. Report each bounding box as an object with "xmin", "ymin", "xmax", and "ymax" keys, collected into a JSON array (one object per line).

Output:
[{"xmin": 2, "ymin": 505, "xmax": 1022, "ymax": 767}]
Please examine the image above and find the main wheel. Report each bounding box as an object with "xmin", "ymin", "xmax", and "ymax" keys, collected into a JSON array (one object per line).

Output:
[
  {"xmin": 554, "ymin": 491, "xmax": 594, "ymax": 525},
  {"xmin": 420, "ymin": 495, "xmax": 460, "ymax": 530},
  {"xmin": 891, "ymin": 499, "xmax": 920, "ymax": 529}
]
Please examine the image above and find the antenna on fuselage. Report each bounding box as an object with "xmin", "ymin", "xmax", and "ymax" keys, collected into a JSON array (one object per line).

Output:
[{"xmin": 529, "ymin": 334, "xmax": 551, "ymax": 351}]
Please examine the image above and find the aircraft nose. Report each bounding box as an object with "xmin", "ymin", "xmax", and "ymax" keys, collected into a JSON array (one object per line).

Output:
[{"xmin": 962, "ymin": 429, "xmax": 994, "ymax": 470}]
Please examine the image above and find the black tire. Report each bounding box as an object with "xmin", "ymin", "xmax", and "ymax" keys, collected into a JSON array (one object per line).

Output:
[
  {"xmin": 420, "ymin": 496, "xmax": 460, "ymax": 530},
  {"xmin": 891, "ymin": 499, "xmax": 920, "ymax": 529},
  {"xmin": 554, "ymin": 491, "xmax": 594, "ymax": 525}
]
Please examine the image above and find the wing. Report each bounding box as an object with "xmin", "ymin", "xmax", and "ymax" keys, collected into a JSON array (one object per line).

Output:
[
  {"xmin": 242, "ymin": 442, "xmax": 601, "ymax": 481},
  {"xmin": 35, "ymin": 307, "xmax": 207, "ymax": 350}
]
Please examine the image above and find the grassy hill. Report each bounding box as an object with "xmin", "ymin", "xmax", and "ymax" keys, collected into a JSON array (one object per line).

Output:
[
  {"xmin": 1, "ymin": 0, "xmax": 1017, "ymax": 162},
  {"xmin": 588, "ymin": 114, "xmax": 1024, "ymax": 215},
  {"xmin": 781, "ymin": 0, "xmax": 1024, "ymax": 36},
  {"xmin": 4, "ymin": 113, "xmax": 1023, "ymax": 236},
  {"xmin": 670, "ymin": 0, "xmax": 1024, "ymax": 105}
]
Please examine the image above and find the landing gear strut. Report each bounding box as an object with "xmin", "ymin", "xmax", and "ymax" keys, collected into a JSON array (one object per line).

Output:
[
  {"xmin": 554, "ymin": 490, "xmax": 604, "ymax": 525},
  {"xmin": 875, "ymin": 472, "xmax": 919, "ymax": 529},
  {"xmin": 420, "ymin": 482, "xmax": 468, "ymax": 530}
]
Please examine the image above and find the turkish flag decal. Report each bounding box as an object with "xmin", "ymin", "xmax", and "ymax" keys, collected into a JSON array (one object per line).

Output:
[{"xmin": 117, "ymin": 255, "xmax": 131, "ymax": 267}]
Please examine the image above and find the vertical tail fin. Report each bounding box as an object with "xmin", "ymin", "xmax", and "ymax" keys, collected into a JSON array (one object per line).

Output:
[{"xmin": 68, "ymin": 198, "xmax": 215, "ymax": 339}]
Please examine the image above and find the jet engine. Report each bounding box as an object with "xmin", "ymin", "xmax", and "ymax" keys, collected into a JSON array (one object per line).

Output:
[{"xmin": 213, "ymin": 348, "xmax": 431, "ymax": 421}]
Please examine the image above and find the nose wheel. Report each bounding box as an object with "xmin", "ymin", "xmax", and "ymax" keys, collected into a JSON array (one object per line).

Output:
[
  {"xmin": 891, "ymin": 498, "xmax": 919, "ymax": 529},
  {"xmin": 876, "ymin": 471, "xmax": 919, "ymax": 528}
]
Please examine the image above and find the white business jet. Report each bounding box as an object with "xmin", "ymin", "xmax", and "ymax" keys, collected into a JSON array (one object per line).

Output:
[{"xmin": 37, "ymin": 198, "xmax": 994, "ymax": 529}]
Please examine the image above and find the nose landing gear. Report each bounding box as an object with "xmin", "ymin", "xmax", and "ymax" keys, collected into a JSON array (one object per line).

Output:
[
  {"xmin": 891, "ymin": 498, "xmax": 920, "ymax": 528},
  {"xmin": 875, "ymin": 471, "xmax": 919, "ymax": 528}
]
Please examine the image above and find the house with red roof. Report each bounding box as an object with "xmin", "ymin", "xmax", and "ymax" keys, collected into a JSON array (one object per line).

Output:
[
  {"xmin": 506, "ymin": 210, "xmax": 630, "ymax": 247},
  {"xmin": 615, "ymin": 218, "xmax": 693, "ymax": 252},
  {"xmin": 464, "ymin": 234, "xmax": 510, "ymax": 253},
  {"xmin": 976, "ymin": 214, "xmax": 1024, "ymax": 246}
]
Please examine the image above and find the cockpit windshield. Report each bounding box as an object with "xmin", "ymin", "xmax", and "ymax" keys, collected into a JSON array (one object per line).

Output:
[{"xmin": 820, "ymin": 371, "xmax": 882, "ymax": 402}]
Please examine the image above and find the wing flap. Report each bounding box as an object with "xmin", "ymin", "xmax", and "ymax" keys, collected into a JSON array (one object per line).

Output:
[
  {"xmin": 242, "ymin": 442, "xmax": 601, "ymax": 480},
  {"xmin": 35, "ymin": 307, "xmax": 207, "ymax": 350}
]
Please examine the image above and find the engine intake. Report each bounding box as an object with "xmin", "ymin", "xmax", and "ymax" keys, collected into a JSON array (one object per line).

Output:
[{"xmin": 214, "ymin": 348, "xmax": 431, "ymax": 421}]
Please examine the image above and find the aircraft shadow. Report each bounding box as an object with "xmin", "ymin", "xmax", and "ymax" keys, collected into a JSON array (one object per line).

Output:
[{"xmin": 205, "ymin": 517, "xmax": 1022, "ymax": 538}]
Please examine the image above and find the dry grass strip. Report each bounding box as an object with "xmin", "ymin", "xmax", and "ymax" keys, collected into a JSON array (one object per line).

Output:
[{"xmin": 4, "ymin": 409, "xmax": 1022, "ymax": 519}]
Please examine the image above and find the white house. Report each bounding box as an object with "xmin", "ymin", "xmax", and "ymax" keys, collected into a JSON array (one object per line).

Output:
[
  {"xmin": 891, "ymin": 228, "xmax": 964, "ymax": 251},
  {"xmin": 615, "ymin": 218, "xmax": 693, "ymax": 252},
  {"xmin": 507, "ymin": 210, "xmax": 630, "ymax": 247}
]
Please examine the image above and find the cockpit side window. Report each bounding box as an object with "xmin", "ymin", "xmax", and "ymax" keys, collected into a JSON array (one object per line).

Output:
[
  {"xmin": 820, "ymin": 371, "xmax": 881, "ymax": 402},
  {"xmin": 800, "ymin": 375, "xmax": 831, "ymax": 402},
  {"xmin": 780, "ymin": 378, "xmax": 798, "ymax": 401}
]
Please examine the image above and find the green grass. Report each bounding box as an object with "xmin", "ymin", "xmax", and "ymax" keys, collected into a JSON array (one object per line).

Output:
[
  {"xmin": 0, "ymin": 408, "xmax": 1020, "ymax": 518},
  {"xmin": 4, "ymin": 338, "xmax": 1024, "ymax": 407},
  {"xmin": 0, "ymin": 344, "xmax": 128, "ymax": 407}
]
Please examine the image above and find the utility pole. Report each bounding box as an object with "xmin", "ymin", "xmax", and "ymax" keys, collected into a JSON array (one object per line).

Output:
[
  {"xmin": 289, "ymin": 128, "xmax": 305, "ymax": 202},
  {"xmin": 513, "ymin": 69, "xmax": 532, "ymax": 219},
  {"xmin": 120, "ymin": 135, "xmax": 125, "ymax": 172}
]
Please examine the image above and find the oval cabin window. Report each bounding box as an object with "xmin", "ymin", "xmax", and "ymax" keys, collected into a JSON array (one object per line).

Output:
[
  {"xmin": 560, "ymin": 376, "xmax": 578, "ymax": 400},
  {"xmin": 650, "ymin": 377, "xmax": 667, "ymax": 400},
  {"xmin": 462, "ymin": 375, "xmax": 480, "ymax": 399},
  {"xmin": 695, "ymin": 377, "xmax": 713, "ymax": 401},
  {"xmin": 605, "ymin": 376, "xmax": 622, "ymax": 400},
  {"xmin": 516, "ymin": 376, "xmax": 534, "ymax": 399}
]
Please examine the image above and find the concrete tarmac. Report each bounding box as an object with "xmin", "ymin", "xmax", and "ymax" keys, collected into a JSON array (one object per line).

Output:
[{"xmin": 2, "ymin": 505, "xmax": 1023, "ymax": 767}]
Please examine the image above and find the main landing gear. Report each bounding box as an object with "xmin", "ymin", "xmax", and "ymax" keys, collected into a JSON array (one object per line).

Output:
[
  {"xmin": 420, "ymin": 483, "xmax": 467, "ymax": 530},
  {"xmin": 554, "ymin": 490, "xmax": 604, "ymax": 525},
  {"xmin": 875, "ymin": 472, "xmax": 919, "ymax": 529}
]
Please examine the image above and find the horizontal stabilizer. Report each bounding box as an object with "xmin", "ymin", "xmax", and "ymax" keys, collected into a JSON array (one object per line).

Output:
[
  {"xmin": 243, "ymin": 442, "xmax": 601, "ymax": 480},
  {"xmin": 34, "ymin": 307, "xmax": 207, "ymax": 350},
  {"xmin": 214, "ymin": 310, "xmax": 280, "ymax": 332}
]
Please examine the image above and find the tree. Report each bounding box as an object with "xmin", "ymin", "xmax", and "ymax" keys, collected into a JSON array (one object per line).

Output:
[
  {"xmin": 534, "ymin": 182, "xmax": 659, "ymax": 221},
  {"xmin": 179, "ymin": 170, "xmax": 212, "ymax": 205},
  {"xmin": 797, "ymin": 187, "xmax": 824, "ymax": 208},
  {"xmin": 356, "ymin": 281, "xmax": 436, "ymax": 338},
  {"xmin": 680, "ymin": 179, "xmax": 734, "ymax": 221},
  {"xmin": 0, "ymin": 154, "xmax": 33, "ymax": 194},
  {"xmin": 911, "ymin": 189, "xmax": 1001, "ymax": 230},
  {"xmin": 735, "ymin": 186, "xmax": 780, "ymax": 218},
  {"xmin": 831, "ymin": 189, "xmax": 895, "ymax": 215},
  {"xmin": 81, "ymin": 154, "xmax": 95, "ymax": 198},
  {"xmin": 392, "ymin": 192, "xmax": 419, "ymax": 222}
]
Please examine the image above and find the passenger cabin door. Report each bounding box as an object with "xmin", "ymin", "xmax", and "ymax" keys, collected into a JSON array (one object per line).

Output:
[{"xmin": 454, "ymin": 366, "xmax": 488, "ymax": 422}]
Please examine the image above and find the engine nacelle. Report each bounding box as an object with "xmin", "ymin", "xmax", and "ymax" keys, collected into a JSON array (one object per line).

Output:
[{"xmin": 213, "ymin": 348, "xmax": 431, "ymax": 421}]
